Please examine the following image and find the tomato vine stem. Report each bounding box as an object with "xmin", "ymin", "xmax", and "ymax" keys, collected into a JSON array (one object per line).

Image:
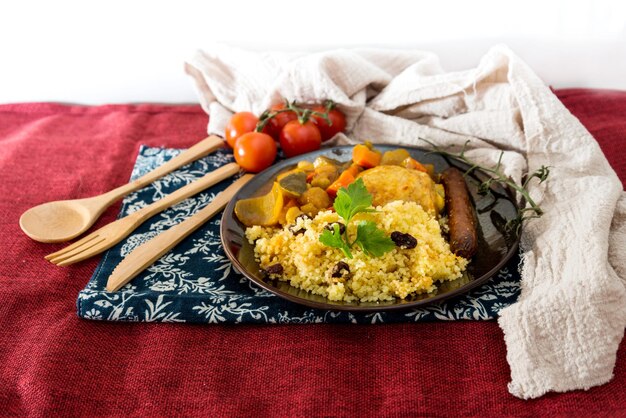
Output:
[{"xmin": 255, "ymin": 100, "xmax": 334, "ymax": 132}]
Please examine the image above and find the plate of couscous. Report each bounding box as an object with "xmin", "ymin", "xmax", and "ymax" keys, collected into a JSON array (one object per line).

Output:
[{"xmin": 221, "ymin": 144, "xmax": 520, "ymax": 312}]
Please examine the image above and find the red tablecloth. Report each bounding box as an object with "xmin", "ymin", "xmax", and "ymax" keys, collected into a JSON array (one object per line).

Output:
[{"xmin": 0, "ymin": 90, "xmax": 624, "ymax": 417}]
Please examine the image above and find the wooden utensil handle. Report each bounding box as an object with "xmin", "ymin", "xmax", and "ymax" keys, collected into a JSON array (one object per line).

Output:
[
  {"xmin": 104, "ymin": 136, "xmax": 225, "ymax": 203},
  {"xmin": 106, "ymin": 174, "xmax": 253, "ymax": 292},
  {"xmin": 132, "ymin": 163, "xmax": 240, "ymax": 221}
]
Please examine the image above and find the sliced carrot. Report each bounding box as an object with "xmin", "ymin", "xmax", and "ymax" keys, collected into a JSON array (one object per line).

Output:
[
  {"xmin": 402, "ymin": 157, "xmax": 428, "ymax": 173},
  {"xmin": 326, "ymin": 170, "xmax": 355, "ymax": 197},
  {"xmin": 284, "ymin": 198, "xmax": 298, "ymax": 209},
  {"xmin": 352, "ymin": 144, "xmax": 381, "ymax": 168},
  {"xmin": 344, "ymin": 163, "xmax": 361, "ymax": 177}
]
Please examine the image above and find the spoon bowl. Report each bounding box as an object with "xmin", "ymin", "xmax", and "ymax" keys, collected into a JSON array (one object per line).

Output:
[{"xmin": 20, "ymin": 198, "xmax": 103, "ymax": 243}]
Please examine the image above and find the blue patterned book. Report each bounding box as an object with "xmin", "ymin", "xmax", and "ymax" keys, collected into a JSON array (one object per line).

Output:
[{"xmin": 77, "ymin": 146, "xmax": 521, "ymax": 324}]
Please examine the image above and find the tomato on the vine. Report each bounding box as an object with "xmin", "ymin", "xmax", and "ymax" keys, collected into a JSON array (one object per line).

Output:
[
  {"xmin": 264, "ymin": 103, "xmax": 297, "ymax": 140},
  {"xmin": 279, "ymin": 120, "xmax": 322, "ymax": 158},
  {"xmin": 225, "ymin": 112, "xmax": 259, "ymax": 148},
  {"xmin": 311, "ymin": 106, "xmax": 346, "ymax": 142},
  {"xmin": 233, "ymin": 132, "xmax": 277, "ymax": 173}
]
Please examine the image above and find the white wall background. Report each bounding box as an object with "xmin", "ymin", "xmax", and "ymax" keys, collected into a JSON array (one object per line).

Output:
[{"xmin": 0, "ymin": 0, "xmax": 624, "ymax": 104}]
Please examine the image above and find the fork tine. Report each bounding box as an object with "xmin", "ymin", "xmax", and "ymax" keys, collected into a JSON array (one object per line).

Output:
[
  {"xmin": 48, "ymin": 237, "xmax": 107, "ymax": 265},
  {"xmin": 54, "ymin": 238, "xmax": 115, "ymax": 266},
  {"xmin": 44, "ymin": 233, "xmax": 100, "ymax": 260}
]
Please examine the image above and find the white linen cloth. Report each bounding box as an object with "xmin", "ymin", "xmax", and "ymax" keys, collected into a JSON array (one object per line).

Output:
[{"xmin": 185, "ymin": 44, "xmax": 626, "ymax": 399}]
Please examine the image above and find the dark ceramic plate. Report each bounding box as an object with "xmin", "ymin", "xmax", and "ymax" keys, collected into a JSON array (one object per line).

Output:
[{"xmin": 221, "ymin": 145, "xmax": 520, "ymax": 312}]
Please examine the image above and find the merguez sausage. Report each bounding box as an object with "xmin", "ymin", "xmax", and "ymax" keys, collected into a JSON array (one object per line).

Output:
[{"xmin": 441, "ymin": 167, "xmax": 477, "ymax": 258}]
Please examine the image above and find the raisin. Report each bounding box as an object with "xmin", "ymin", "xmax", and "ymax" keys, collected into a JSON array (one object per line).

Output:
[
  {"xmin": 324, "ymin": 222, "xmax": 346, "ymax": 235},
  {"xmin": 295, "ymin": 213, "xmax": 310, "ymax": 222},
  {"xmin": 264, "ymin": 263, "xmax": 284, "ymax": 276},
  {"xmin": 391, "ymin": 231, "xmax": 417, "ymax": 249},
  {"xmin": 288, "ymin": 225, "xmax": 306, "ymax": 235},
  {"xmin": 331, "ymin": 261, "xmax": 350, "ymax": 278},
  {"xmin": 288, "ymin": 213, "xmax": 310, "ymax": 235}
]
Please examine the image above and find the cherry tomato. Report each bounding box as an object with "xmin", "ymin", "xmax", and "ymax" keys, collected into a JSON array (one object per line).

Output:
[
  {"xmin": 279, "ymin": 120, "xmax": 322, "ymax": 158},
  {"xmin": 264, "ymin": 103, "xmax": 297, "ymax": 140},
  {"xmin": 225, "ymin": 112, "xmax": 259, "ymax": 148},
  {"xmin": 233, "ymin": 132, "xmax": 277, "ymax": 173},
  {"xmin": 311, "ymin": 106, "xmax": 347, "ymax": 142}
]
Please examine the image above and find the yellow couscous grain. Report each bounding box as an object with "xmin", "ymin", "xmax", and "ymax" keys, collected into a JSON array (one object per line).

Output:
[{"xmin": 245, "ymin": 200, "xmax": 468, "ymax": 303}]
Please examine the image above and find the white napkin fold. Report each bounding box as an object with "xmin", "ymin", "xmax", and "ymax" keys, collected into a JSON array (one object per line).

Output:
[{"xmin": 185, "ymin": 44, "xmax": 626, "ymax": 399}]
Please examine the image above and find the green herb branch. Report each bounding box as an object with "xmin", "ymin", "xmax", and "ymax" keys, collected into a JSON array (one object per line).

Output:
[
  {"xmin": 319, "ymin": 178, "xmax": 395, "ymax": 258},
  {"xmin": 421, "ymin": 138, "xmax": 550, "ymax": 235}
]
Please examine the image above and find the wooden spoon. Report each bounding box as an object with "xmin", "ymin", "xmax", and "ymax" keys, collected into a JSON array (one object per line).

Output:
[{"xmin": 20, "ymin": 136, "xmax": 225, "ymax": 243}]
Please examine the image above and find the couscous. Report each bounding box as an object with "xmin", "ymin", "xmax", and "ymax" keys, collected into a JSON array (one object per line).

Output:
[{"xmin": 245, "ymin": 200, "xmax": 468, "ymax": 302}]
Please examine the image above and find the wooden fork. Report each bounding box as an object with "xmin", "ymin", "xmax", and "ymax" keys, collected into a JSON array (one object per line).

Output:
[{"xmin": 45, "ymin": 163, "xmax": 241, "ymax": 266}]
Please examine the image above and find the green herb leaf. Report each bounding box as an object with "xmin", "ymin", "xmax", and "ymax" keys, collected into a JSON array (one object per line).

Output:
[
  {"xmin": 334, "ymin": 178, "xmax": 375, "ymax": 222},
  {"xmin": 319, "ymin": 223, "xmax": 352, "ymax": 258},
  {"xmin": 355, "ymin": 221, "xmax": 396, "ymax": 257},
  {"xmin": 320, "ymin": 176, "xmax": 392, "ymax": 259}
]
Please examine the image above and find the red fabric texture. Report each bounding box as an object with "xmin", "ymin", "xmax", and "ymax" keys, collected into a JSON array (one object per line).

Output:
[{"xmin": 0, "ymin": 91, "xmax": 624, "ymax": 416}]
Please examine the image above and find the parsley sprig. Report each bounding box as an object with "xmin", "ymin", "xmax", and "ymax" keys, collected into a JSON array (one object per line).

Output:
[{"xmin": 319, "ymin": 178, "xmax": 395, "ymax": 258}]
